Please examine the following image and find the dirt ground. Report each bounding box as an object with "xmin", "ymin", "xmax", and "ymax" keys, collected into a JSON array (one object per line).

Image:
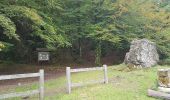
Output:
[{"xmin": 0, "ymin": 64, "xmax": 66, "ymax": 88}]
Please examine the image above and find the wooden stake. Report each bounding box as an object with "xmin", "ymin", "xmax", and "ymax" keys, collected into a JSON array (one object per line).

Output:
[
  {"xmin": 39, "ymin": 69, "xmax": 44, "ymax": 100},
  {"xmin": 103, "ymin": 65, "xmax": 108, "ymax": 84},
  {"xmin": 66, "ymin": 67, "xmax": 71, "ymax": 94}
]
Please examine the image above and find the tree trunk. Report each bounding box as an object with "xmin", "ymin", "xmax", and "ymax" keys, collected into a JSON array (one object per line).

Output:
[
  {"xmin": 79, "ymin": 39, "xmax": 82, "ymax": 59},
  {"xmin": 95, "ymin": 41, "xmax": 101, "ymax": 66}
]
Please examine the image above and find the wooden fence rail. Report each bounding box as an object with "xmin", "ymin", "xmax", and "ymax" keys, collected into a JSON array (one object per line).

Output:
[
  {"xmin": 0, "ymin": 69, "xmax": 44, "ymax": 100},
  {"xmin": 66, "ymin": 65, "xmax": 108, "ymax": 94}
]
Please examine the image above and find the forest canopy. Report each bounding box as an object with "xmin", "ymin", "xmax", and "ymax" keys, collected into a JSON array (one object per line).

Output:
[{"xmin": 0, "ymin": 0, "xmax": 170, "ymax": 65}]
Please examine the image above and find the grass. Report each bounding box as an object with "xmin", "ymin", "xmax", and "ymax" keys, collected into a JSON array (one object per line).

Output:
[{"xmin": 2, "ymin": 64, "xmax": 170, "ymax": 100}]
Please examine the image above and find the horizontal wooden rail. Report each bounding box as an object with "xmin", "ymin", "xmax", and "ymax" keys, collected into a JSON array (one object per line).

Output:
[
  {"xmin": 70, "ymin": 67, "xmax": 103, "ymax": 73},
  {"xmin": 158, "ymin": 87, "xmax": 170, "ymax": 93},
  {"xmin": 0, "ymin": 69, "xmax": 44, "ymax": 100},
  {"xmin": 0, "ymin": 73, "xmax": 40, "ymax": 80},
  {"xmin": 148, "ymin": 89, "xmax": 170, "ymax": 99},
  {"xmin": 0, "ymin": 90, "xmax": 39, "ymax": 99},
  {"xmin": 66, "ymin": 65, "xmax": 108, "ymax": 94}
]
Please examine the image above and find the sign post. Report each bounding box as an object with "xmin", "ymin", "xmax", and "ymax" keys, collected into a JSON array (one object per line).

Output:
[{"xmin": 36, "ymin": 48, "xmax": 51, "ymax": 65}]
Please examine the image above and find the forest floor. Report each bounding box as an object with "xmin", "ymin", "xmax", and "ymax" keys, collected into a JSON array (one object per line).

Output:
[{"xmin": 0, "ymin": 64, "xmax": 169, "ymax": 100}]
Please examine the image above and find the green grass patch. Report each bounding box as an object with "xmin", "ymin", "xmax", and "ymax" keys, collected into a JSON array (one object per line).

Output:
[{"xmin": 1, "ymin": 64, "xmax": 170, "ymax": 100}]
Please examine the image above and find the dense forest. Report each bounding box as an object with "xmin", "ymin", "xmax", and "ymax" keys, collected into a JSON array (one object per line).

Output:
[{"xmin": 0, "ymin": 0, "xmax": 170, "ymax": 65}]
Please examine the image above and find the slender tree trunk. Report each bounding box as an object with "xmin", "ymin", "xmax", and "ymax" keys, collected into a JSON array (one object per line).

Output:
[
  {"xmin": 95, "ymin": 41, "xmax": 101, "ymax": 66},
  {"xmin": 77, "ymin": 0, "xmax": 82, "ymax": 60},
  {"xmin": 79, "ymin": 39, "xmax": 82, "ymax": 59}
]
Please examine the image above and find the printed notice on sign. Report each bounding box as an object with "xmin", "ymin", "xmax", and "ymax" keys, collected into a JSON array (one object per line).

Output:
[{"xmin": 38, "ymin": 52, "xmax": 49, "ymax": 61}]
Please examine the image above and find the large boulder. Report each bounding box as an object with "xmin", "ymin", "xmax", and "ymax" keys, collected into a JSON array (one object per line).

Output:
[{"xmin": 124, "ymin": 39, "xmax": 159, "ymax": 67}]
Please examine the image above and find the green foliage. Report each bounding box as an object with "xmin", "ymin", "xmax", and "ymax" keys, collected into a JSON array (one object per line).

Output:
[
  {"xmin": 0, "ymin": 0, "xmax": 170, "ymax": 64},
  {"xmin": 0, "ymin": 3, "xmax": 70, "ymax": 61},
  {"xmin": 0, "ymin": 42, "xmax": 4, "ymax": 51},
  {"xmin": 1, "ymin": 5, "xmax": 70, "ymax": 48},
  {"xmin": 0, "ymin": 41, "xmax": 14, "ymax": 52},
  {"xmin": 1, "ymin": 6, "xmax": 43, "ymax": 25},
  {"xmin": 0, "ymin": 14, "xmax": 18, "ymax": 39},
  {"xmin": 0, "ymin": 15, "xmax": 18, "ymax": 52}
]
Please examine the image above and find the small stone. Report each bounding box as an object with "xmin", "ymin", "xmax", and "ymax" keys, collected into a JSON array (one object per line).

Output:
[{"xmin": 18, "ymin": 83, "xmax": 21, "ymax": 86}]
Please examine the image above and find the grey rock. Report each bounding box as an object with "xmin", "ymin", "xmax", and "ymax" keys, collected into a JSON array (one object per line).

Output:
[{"xmin": 124, "ymin": 39, "xmax": 159, "ymax": 67}]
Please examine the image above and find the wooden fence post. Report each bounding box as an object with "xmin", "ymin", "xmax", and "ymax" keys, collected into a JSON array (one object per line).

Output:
[
  {"xmin": 103, "ymin": 65, "xmax": 108, "ymax": 84},
  {"xmin": 39, "ymin": 69, "xmax": 44, "ymax": 100},
  {"xmin": 66, "ymin": 67, "xmax": 71, "ymax": 94}
]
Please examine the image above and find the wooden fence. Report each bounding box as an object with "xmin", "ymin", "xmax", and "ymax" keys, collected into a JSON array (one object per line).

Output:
[
  {"xmin": 66, "ymin": 65, "xmax": 108, "ymax": 94},
  {"xmin": 0, "ymin": 69, "xmax": 44, "ymax": 100}
]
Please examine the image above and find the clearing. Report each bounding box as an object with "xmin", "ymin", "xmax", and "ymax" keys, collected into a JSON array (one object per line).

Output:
[{"xmin": 0, "ymin": 64, "xmax": 169, "ymax": 100}]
